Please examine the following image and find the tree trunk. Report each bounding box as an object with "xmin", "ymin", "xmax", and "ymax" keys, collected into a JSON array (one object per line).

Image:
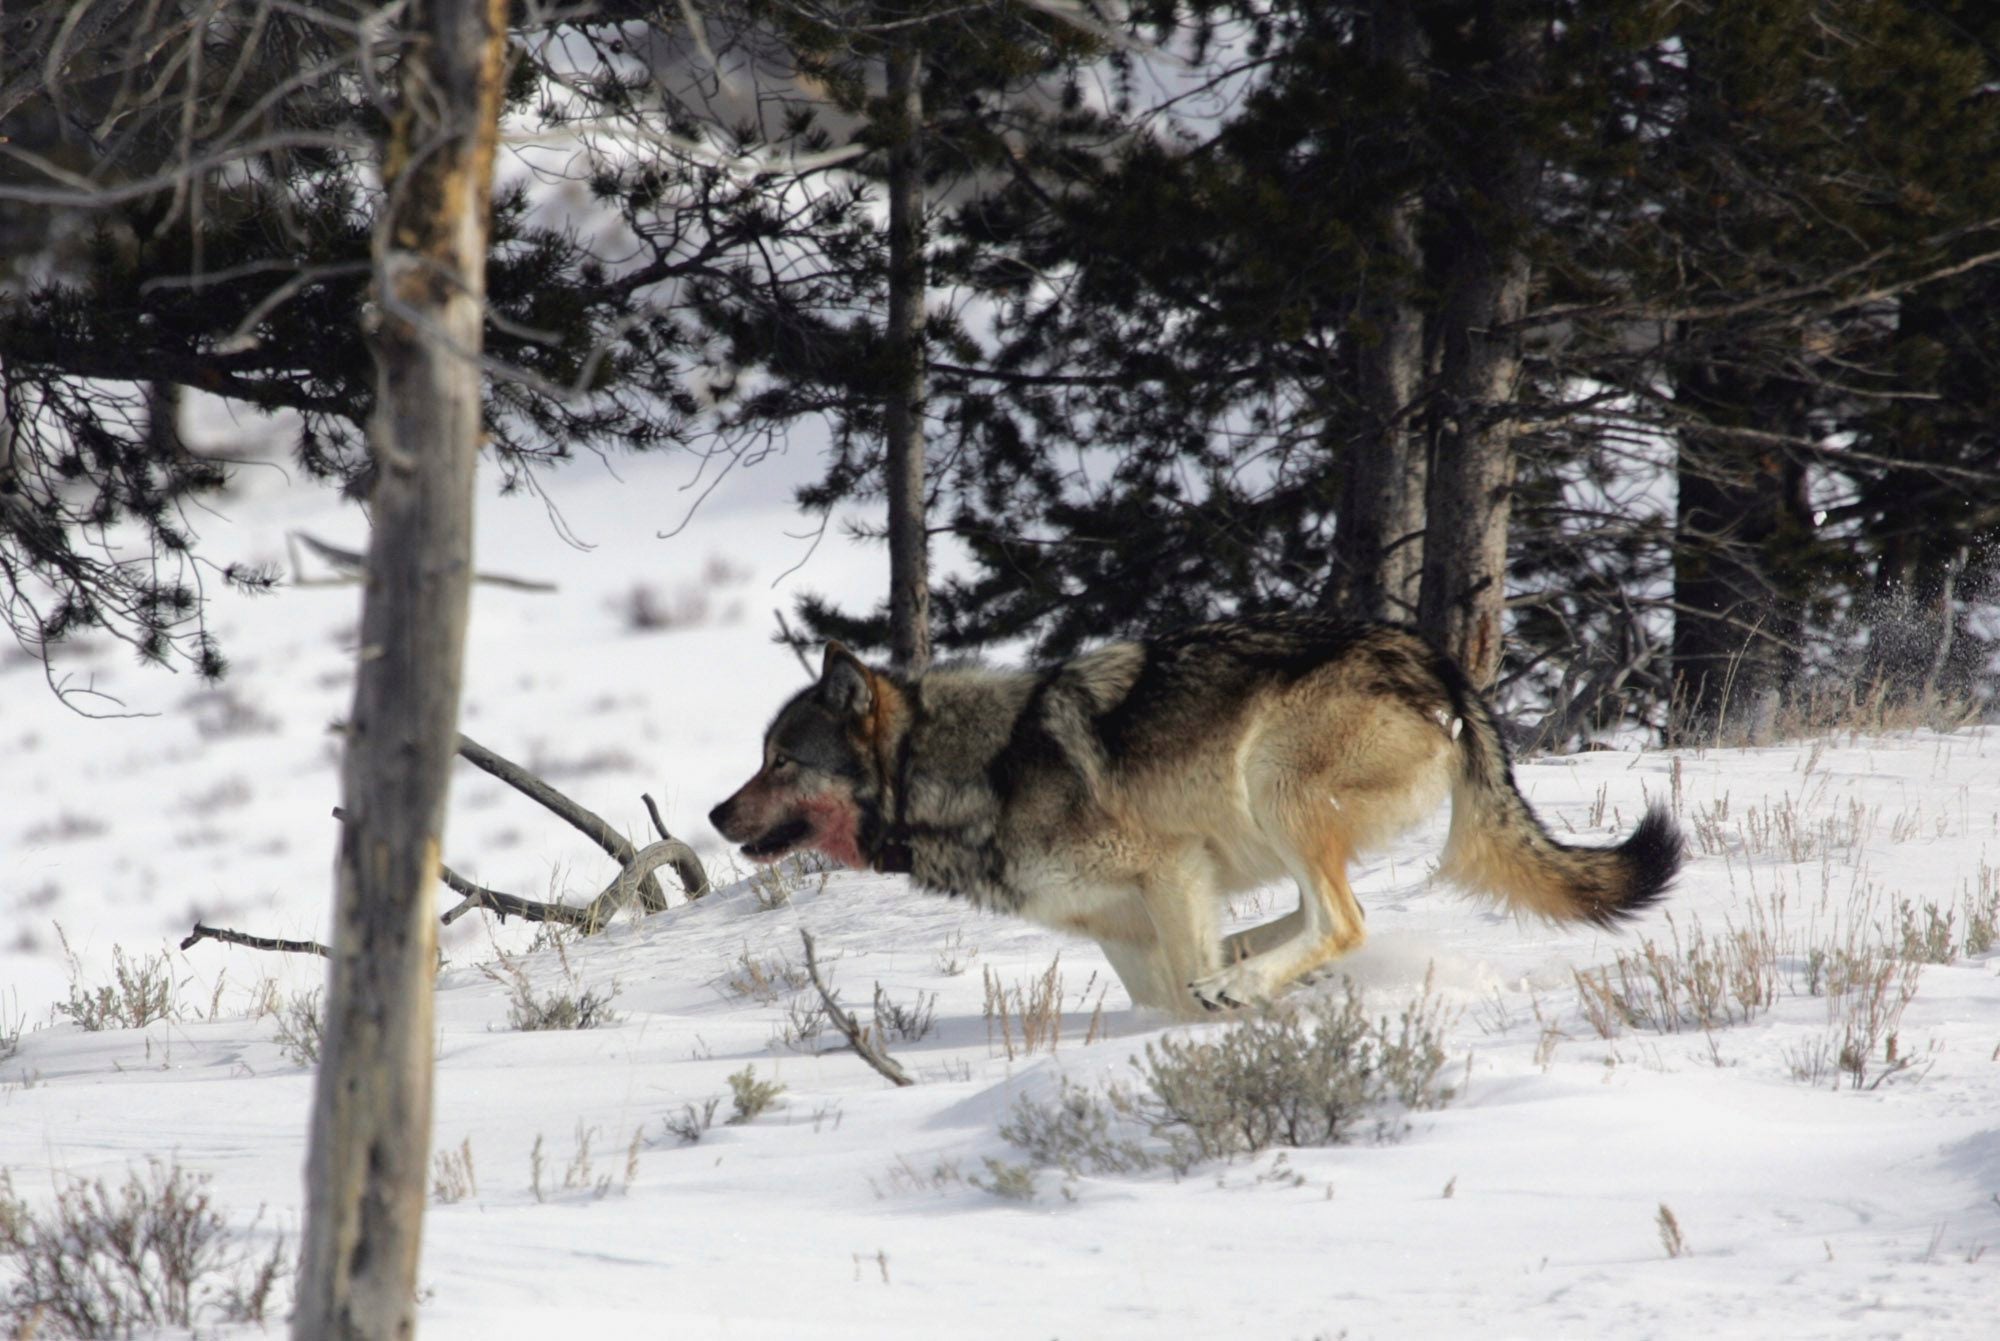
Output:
[
  {"xmin": 145, "ymin": 382, "xmax": 182, "ymax": 458},
  {"xmin": 883, "ymin": 39, "xmax": 930, "ymax": 673},
  {"xmin": 1416, "ymin": 12, "xmax": 1540, "ymax": 687},
  {"xmin": 1330, "ymin": 0, "xmax": 1427, "ymax": 622},
  {"xmin": 1670, "ymin": 360, "xmax": 1814, "ymax": 742},
  {"xmin": 292, "ymin": 2, "xmax": 505, "ymax": 1338},
  {"xmin": 1861, "ymin": 294, "xmax": 1980, "ymax": 704}
]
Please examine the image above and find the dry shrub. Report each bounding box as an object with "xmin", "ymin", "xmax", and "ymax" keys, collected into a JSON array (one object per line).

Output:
[
  {"xmin": 1001, "ymin": 977, "xmax": 1458, "ymax": 1182},
  {"xmin": 726, "ymin": 1066, "xmax": 785, "ymax": 1124},
  {"xmin": 0, "ymin": 1160, "xmax": 285, "ymax": 1338},
  {"xmin": 272, "ymin": 988, "xmax": 323, "ymax": 1066},
  {"xmin": 529, "ymin": 1125, "xmax": 640, "ymax": 1201},
  {"xmin": 720, "ymin": 947, "xmax": 811, "ymax": 1004},
  {"xmin": 56, "ymin": 936, "xmax": 178, "ymax": 1033},
  {"xmin": 1137, "ymin": 979, "xmax": 1457, "ymax": 1163},
  {"xmin": 484, "ymin": 941, "xmax": 619, "ymax": 1031},
  {"xmin": 872, "ymin": 985, "xmax": 938, "ymax": 1043},
  {"xmin": 432, "ymin": 1138, "xmax": 477, "ymax": 1205},
  {"xmin": 1573, "ymin": 911, "xmax": 1781, "ymax": 1036}
]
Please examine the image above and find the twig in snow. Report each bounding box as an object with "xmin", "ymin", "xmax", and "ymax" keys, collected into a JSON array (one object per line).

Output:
[{"xmin": 800, "ymin": 930, "xmax": 913, "ymax": 1087}]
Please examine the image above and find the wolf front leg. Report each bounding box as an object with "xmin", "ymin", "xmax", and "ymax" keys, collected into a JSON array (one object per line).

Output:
[
  {"xmin": 1095, "ymin": 846, "xmax": 1224, "ymax": 1020},
  {"xmin": 1095, "ymin": 935, "xmax": 1190, "ymax": 1017}
]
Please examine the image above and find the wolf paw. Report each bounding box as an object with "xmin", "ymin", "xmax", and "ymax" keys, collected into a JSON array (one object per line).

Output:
[{"xmin": 1189, "ymin": 964, "xmax": 1268, "ymax": 1012}]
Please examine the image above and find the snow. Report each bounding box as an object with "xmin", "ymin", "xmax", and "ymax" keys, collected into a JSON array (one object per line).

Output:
[{"xmin": 5, "ymin": 420, "xmax": 1999, "ymax": 1339}]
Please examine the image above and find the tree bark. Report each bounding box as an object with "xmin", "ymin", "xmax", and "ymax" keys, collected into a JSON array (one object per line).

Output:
[
  {"xmin": 1330, "ymin": 0, "xmax": 1427, "ymax": 622},
  {"xmin": 883, "ymin": 39, "xmax": 931, "ymax": 673},
  {"xmin": 293, "ymin": 2, "xmax": 505, "ymax": 1338},
  {"xmin": 1671, "ymin": 359, "xmax": 1814, "ymax": 740},
  {"xmin": 1416, "ymin": 11, "xmax": 1540, "ymax": 688}
]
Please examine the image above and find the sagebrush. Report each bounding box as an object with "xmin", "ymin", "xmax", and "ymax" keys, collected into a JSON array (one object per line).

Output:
[
  {"xmin": 1001, "ymin": 979, "xmax": 1458, "ymax": 1185},
  {"xmin": 484, "ymin": 941, "xmax": 619, "ymax": 1032},
  {"xmin": 0, "ymin": 1160, "xmax": 285, "ymax": 1338},
  {"xmin": 55, "ymin": 935, "xmax": 178, "ymax": 1033}
]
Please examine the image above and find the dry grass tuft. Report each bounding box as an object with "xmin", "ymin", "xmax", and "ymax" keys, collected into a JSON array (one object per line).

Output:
[{"xmin": 983, "ymin": 957, "xmax": 1065, "ymax": 1060}]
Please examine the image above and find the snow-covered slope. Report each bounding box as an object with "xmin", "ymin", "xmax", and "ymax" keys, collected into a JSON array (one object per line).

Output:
[{"xmin": 4, "ymin": 429, "xmax": 1998, "ymax": 1339}]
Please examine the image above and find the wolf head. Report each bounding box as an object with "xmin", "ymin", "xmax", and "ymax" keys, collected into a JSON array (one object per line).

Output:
[{"xmin": 708, "ymin": 643, "xmax": 892, "ymax": 870}]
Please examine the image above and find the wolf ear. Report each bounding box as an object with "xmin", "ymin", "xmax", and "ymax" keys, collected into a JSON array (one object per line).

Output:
[{"xmin": 818, "ymin": 642, "xmax": 874, "ymax": 718}]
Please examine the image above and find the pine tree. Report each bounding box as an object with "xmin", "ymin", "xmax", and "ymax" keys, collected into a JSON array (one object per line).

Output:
[
  {"xmin": 0, "ymin": 2, "xmax": 764, "ymax": 690},
  {"xmin": 642, "ymin": 0, "xmax": 1113, "ymax": 665},
  {"xmin": 1545, "ymin": 0, "xmax": 2000, "ymax": 733},
  {"xmin": 894, "ymin": 0, "xmax": 2000, "ymax": 729},
  {"xmin": 919, "ymin": 0, "xmax": 1588, "ymax": 674}
]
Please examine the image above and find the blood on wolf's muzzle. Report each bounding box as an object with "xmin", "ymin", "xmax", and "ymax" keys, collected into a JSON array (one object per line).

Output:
[{"xmin": 740, "ymin": 815, "xmax": 812, "ymax": 859}]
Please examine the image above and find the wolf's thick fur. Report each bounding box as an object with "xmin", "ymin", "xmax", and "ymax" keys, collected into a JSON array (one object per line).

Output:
[{"xmin": 711, "ymin": 614, "xmax": 1682, "ymax": 1017}]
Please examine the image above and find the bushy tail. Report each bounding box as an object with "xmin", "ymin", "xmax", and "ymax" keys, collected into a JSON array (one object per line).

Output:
[{"xmin": 1435, "ymin": 677, "xmax": 1683, "ymax": 926}]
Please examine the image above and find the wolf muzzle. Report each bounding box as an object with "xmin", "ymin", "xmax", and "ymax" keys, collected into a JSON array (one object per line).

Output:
[{"xmin": 708, "ymin": 790, "xmax": 812, "ymax": 862}]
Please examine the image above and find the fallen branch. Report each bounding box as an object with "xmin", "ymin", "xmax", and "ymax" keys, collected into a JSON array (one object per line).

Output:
[
  {"xmin": 324, "ymin": 805, "xmax": 704, "ymax": 932},
  {"xmin": 440, "ymin": 837, "xmax": 705, "ymax": 932},
  {"xmin": 435, "ymin": 864, "xmax": 586, "ymax": 928},
  {"xmin": 189, "ymin": 736, "xmax": 715, "ymax": 959},
  {"xmin": 1524, "ymin": 602, "xmax": 1656, "ymax": 755},
  {"xmin": 455, "ymin": 731, "xmax": 676, "ymax": 912},
  {"xmin": 180, "ymin": 923, "xmax": 330, "ymax": 957},
  {"xmin": 799, "ymin": 930, "xmax": 913, "ymax": 1088},
  {"xmin": 644, "ymin": 791, "xmax": 711, "ymax": 900}
]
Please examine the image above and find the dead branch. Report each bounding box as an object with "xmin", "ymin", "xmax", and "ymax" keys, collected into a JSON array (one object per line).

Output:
[
  {"xmin": 289, "ymin": 530, "xmax": 558, "ymax": 592},
  {"xmin": 190, "ymin": 733, "xmax": 716, "ymax": 957},
  {"xmin": 773, "ymin": 607, "xmax": 816, "ymax": 678},
  {"xmin": 799, "ymin": 930, "xmax": 913, "ymax": 1087},
  {"xmin": 180, "ymin": 923, "xmax": 330, "ymax": 957},
  {"xmin": 435, "ymin": 864, "xmax": 585, "ymax": 928},
  {"xmin": 1524, "ymin": 607, "xmax": 1656, "ymax": 754},
  {"xmin": 326, "ymin": 806, "xmax": 705, "ymax": 932},
  {"xmin": 436, "ymin": 837, "xmax": 709, "ymax": 932},
  {"xmin": 573, "ymin": 839, "xmax": 708, "ymax": 931},
  {"xmin": 454, "ymin": 730, "xmax": 674, "ymax": 911},
  {"xmin": 327, "ymin": 804, "xmax": 576, "ymax": 928},
  {"xmin": 644, "ymin": 791, "xmax": 711, "ymax": 899}
]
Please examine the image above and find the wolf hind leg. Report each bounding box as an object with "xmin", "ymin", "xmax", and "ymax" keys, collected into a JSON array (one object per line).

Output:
[
  {"xmin": 1220, "ymin": 907, "xmax": 1306, "ymax": 964},
  {"xmin": 1190, "ymin": 825, "xmax": 1363, "ymax": 1010}
]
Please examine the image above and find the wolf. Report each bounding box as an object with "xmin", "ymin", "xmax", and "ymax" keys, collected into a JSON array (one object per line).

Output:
[{"xmin": 710, "ymin": 614, "xmax": 1682, "ymax": 1018}]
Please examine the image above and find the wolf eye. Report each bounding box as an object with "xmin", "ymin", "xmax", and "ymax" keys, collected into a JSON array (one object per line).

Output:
[{"xmin": 769, "ymin": 753, "xmax": 796, "ymax": 774}]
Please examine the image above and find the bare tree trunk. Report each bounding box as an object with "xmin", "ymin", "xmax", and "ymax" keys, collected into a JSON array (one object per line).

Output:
[
  {"xmin": 1330, "ymin": 0, "xmax": 1427, "ymax": 622},
  {"xmin": 883, "ymin": 39, "xmax": 930, "ymax": 673},
  {"xmin": 1416, "ymin": 13, "xmax": 1540, "ymax": 688},
  {"xmin": 293, "ymin": 2, "xmax": 505, "ymax": 1338}
]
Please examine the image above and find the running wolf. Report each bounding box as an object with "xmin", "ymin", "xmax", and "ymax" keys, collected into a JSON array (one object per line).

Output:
[{"xmin": 710, "ymin": 615, "xmax": 1682, "ymax": 1018}]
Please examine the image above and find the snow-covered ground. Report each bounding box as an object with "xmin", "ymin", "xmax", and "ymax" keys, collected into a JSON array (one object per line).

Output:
[{"xmin": 4, "ymin": 421, "xmax": 1998, "ymax": 1339}]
